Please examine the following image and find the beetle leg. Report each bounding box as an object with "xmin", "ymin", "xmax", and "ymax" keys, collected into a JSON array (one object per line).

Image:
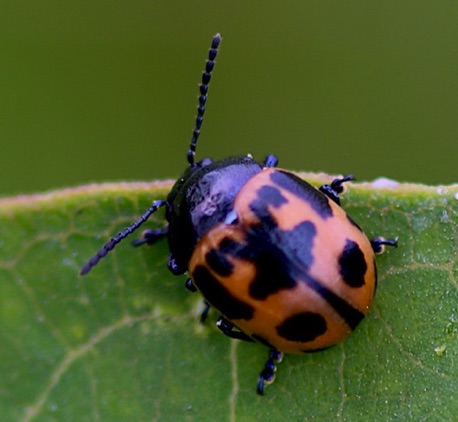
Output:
[
  {"xmin": 166, "ymin": 254, "xmax": 187, "ymax": 275},
  {"xmin": 263, "ymin": 154, "xmax": 279, "ymax": 168},
  {"xmin": 184, "ymin": 278, "xmax": 197, "ymax": 292},
  {"xmin": 371, "ymin": 237, "xmax": 398, "ymax": 254},
  {"xmin": 257, "ymin": 349, "xmax": 283, "ymax": 395},
  {"xmin": 132, "ymin": 227, "xmax": 168, "ymax": 246},
  {"xmin": 216, "ymin": 316, "xmax": 255, "ymax": 342},
  {"xmin": 184, "ymin": 279, "xmax": 211, "ymax": 322},
  {"xmin": 200, "ymin": 300, "xmax": 211, "ymax": 323},
  {"xmin": 319, "ymin": 174, "xmax": 355, "ymax": 205}
]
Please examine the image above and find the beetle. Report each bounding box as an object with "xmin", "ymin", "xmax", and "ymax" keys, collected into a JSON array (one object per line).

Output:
[{"xmin": 80, "ymin": 33, "xmax": 397, "ymax": 395}]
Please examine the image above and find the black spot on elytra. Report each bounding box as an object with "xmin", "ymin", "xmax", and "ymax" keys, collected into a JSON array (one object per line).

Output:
[
  {"xmin": 256, "ymin": 185, "xmax": 288, "ymax": 208},
  {"xmin": 338, "ymin": 239, "xmax": 368, "ymax": 288},
  {"xmin": 248, "ymin": 220, "xmax": 317, "ymax": 299},
  {"xmin": 242, "ymin": 182, "xmax": 319, "ymax": 299},
  {"xmin": 276, "ymin": 312, "xmax": 327, "ymax": 342},
  {"xmin": 248, "ymin": 201, "xmax": 278, "ymax": 232},
  {"xmin": 247, "ymin": 243, "xmax": 297, "ymax": 299},
  {"xmin": 192, "ymin": 266, "xmax": 254, "ymax": 320},
  {"xmin": 270, "ymin": 170, "xmax": 334, "ymax": 218},
  {"xmin": 219, "ymin": 236, "xmax": 244, "ymax": 254},
  {"xmin": 303, "ymin": 273, "xmax": 365, "ymax": 330},
  {"xmin": 284, "ymin": 221, "xmax": 317, "ymax": 268},
  {"xmin": 209, "ymin": 228, "xmax": 303, "ymax": 300},
  {"xmin": 205, "ymin": 249, "xmax": 233, "ymax": 276}
]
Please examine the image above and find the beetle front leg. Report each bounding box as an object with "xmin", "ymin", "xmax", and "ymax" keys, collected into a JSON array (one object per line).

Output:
[
  {"xmin": 184, "ymin": 279, "xmax": 211, "ymax": 322},
  {"xmin": 132, "ymin": 227, "xmax": 168, "ymax": 246}
]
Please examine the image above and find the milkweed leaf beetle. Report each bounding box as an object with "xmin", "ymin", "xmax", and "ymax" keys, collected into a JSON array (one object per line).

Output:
[{"xmin": 80, "ymin": 33, "xmax": 397, "ymax": 395}]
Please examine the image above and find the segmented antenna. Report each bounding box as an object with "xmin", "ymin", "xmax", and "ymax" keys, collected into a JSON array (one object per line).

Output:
[
  {"xmin": 187, "ymin": 33, "xmax": 222, "ymax": 166},
  {"xmin": 80, "ymin": 200, "xmax": 166, "ymax": 276}
]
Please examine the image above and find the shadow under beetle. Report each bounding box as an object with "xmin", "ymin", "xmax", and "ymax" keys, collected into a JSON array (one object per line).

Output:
[{"xmin": 80, "ymin": 33, "xmax": 397, "ymax": 395}]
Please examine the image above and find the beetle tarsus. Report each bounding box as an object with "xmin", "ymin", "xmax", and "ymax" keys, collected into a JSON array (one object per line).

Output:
[
  {"xmin": 257, "ymin": 349, "xmax": 283, "ymax": 395},
  {"xmin": 167, "ymin": 255, "xmax": 186, "ymax": 275},
  {"xmin": 371, "ymin": 237, "xmax": 398, "ymax": 254},
  {"xmin": 200, "ymin": 301, "xmax": 211, "ymax": 323},
  {"xmin": 319, "ymin": 174, "xmax": 355, "ymax": 205},
  {"xmin": 263, "ymin": 154, "xmax": 279, "ymax": 168},
  {"xmin": 185, "ymin": 278, "xmax": 197, "ymax": 292}
]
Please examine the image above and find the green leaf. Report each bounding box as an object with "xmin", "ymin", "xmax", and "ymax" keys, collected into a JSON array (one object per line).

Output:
[{"xmin": 1, "ymin": 176, "xmax": 457, "ymax": 421}]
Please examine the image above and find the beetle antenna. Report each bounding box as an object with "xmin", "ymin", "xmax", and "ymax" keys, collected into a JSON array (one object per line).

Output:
[
  {"xmin": 187, "ymin": 33, "xmax": 222, "ymax": 166},
  {"xmin": 80, "ymin": 199, "xmax": 166, "ymax": 276}
]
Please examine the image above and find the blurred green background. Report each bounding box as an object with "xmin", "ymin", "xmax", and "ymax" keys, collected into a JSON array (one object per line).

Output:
[{"xmin": 1, "ymin": 1, "xmax": 457, "ymax": 196}]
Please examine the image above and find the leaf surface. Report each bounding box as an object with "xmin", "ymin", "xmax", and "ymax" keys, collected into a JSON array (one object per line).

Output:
[{"xmin": 0, "ymin": 176, "xmax": 457, "ymax": 421}]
